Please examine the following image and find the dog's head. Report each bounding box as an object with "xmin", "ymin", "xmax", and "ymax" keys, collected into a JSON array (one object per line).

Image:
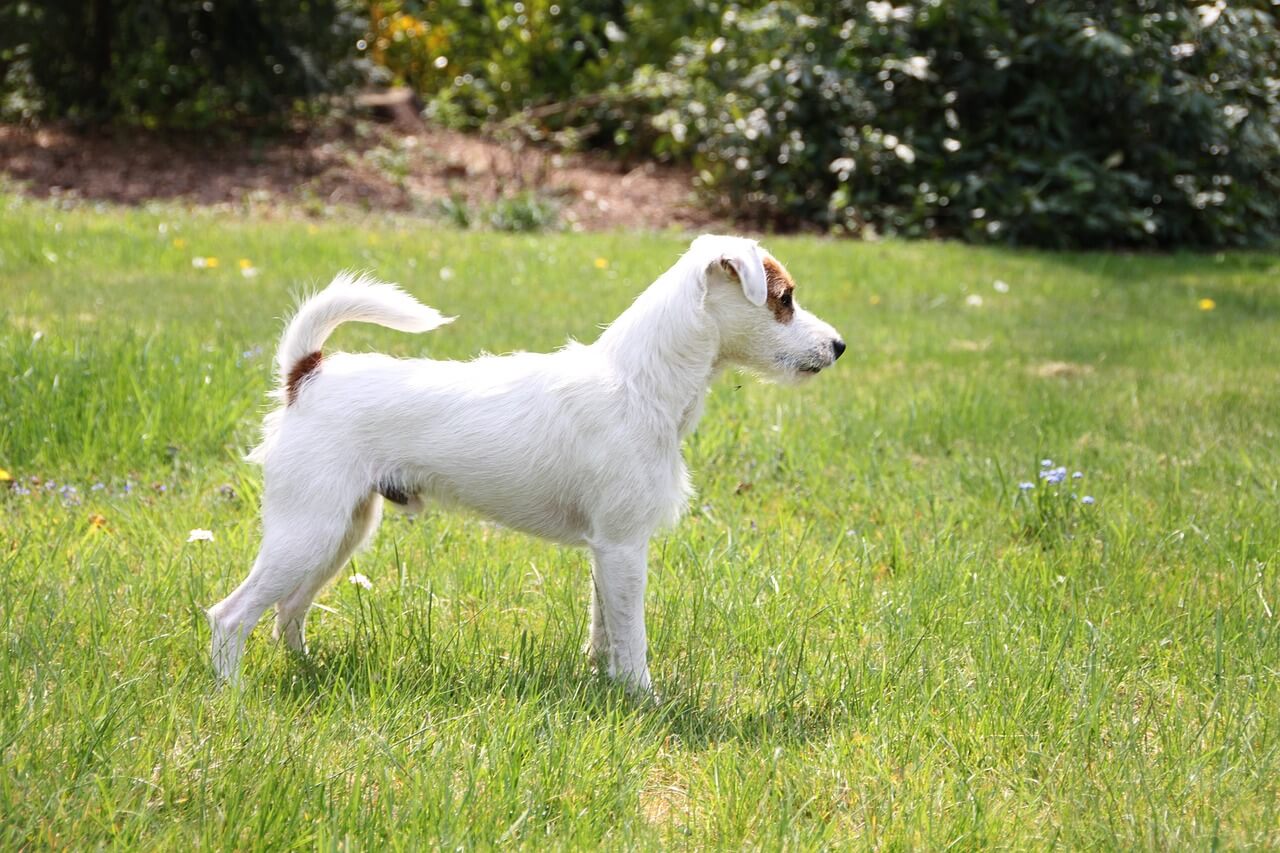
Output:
[{"xmin": 692, "ymin": 235, "xmax": 844, "ymax": 382}]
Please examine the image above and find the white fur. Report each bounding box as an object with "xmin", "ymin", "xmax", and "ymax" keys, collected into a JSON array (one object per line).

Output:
[{"xmin": 208, "ymin": 235, "xmax": 843, "ymax": 694}]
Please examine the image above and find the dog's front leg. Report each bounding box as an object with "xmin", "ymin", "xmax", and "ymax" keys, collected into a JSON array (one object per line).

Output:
[
  {"xmin": 586, "ymin": 573, "xmax": 610, "ymax": 668},
  {"xmin": 589, "ymin": 540, "xmax": 652, "ymax": 695}
]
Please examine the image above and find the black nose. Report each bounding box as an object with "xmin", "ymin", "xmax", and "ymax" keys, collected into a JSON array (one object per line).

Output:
[{"xmin": 832, "ymin": 339, "xmax": 846, "ymax": 360}]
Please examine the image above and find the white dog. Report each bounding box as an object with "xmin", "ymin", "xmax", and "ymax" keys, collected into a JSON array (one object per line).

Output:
[{"xmin": 208, "ymin": 235, "xmax": 844, "ymax": 693}]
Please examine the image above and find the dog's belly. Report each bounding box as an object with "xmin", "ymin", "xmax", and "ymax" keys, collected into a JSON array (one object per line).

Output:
[{"xmin": 401, "ymin": 470, "xmax": 592, "ymax": 545}]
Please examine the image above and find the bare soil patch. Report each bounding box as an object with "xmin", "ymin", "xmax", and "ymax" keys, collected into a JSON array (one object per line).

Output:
[
  {"xmin": 1033, "ymin": 361, "xmax": 1095, "ymax": 379},
  {"xmin": 0, "ymin": 121, "xmax": 715, "ymax": 231}
]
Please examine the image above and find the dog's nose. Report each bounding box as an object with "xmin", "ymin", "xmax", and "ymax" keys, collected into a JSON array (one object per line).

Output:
[{"xmin": 832, "ymin": 339, "xmax": 846, "ymax": 360}]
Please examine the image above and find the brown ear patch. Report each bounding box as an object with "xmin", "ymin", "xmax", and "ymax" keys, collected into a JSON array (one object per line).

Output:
[
  {"xmin": 762, "ymin": 257, "xmax": 796, "ymax": 324},
  {"xmin": 286, "ymin": 351, "xmax": 322, "ymax": 405}
]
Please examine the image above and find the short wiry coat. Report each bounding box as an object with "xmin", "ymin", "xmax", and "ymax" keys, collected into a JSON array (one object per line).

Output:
[{"xmin": 209, "ymin": 235, "xmax": 844, "ymax": 693}]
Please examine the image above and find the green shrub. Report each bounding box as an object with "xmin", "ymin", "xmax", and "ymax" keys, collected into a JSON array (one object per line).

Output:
[
  {"xmin": 368, "ymin": 0, "xmax": 723, "ymax": 130},
  {"xmin": 0, "ymin": 0, "xmax": 367, "ymax": 128},
  {"xmin": 634, "ymin": 0, "xmax": 1280, "ymax": 248},
  {"xmin": 436, "ymin": 190, "xmax": 561, "ymax": 231}
]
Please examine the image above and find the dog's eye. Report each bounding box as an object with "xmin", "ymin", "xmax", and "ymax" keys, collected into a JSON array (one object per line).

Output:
[{"xmin": 780, "ymin": 292, "xmax": 793, "ymax": 308}]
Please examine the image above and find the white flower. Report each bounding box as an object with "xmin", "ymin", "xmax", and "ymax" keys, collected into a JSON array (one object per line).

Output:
[
  {"xmin": 349, "ymin": 573, "xmax": 372, "ymax": 590},
  {"xmin": 868, "ymin": 1, "xmax": 911, "ymax": 23},
  {"xmin": 1196, "ymin": 2, "xmax": 1223, "ymax": 28},
  {"xmin": 187, "ymin": 528, "xmax": 214, "ymax": 543},
  {"xmin": 993, "ymin": 279, "xmax": 1010, "ymax": 293},
  {"xmin": 965, "ymin": 294, "xmax": 983, "ymax": 307},
  {"xmin": 829, "ymin": 157, "xmax": 856, "ymax": 180},
  {"xmin": 603, "ymin": 20, "xmax": 627, "ymax": 43}
]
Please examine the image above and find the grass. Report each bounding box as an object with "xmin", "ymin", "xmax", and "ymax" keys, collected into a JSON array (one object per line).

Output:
[{"xmin": 2, "ymin": 195, "xmax": 1279, "ymax": 848}]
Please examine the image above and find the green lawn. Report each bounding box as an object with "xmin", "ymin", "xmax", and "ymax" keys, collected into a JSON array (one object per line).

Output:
[{"xmin": 2, "ymin": 196, "xmax": 1279, "ymax": 848}]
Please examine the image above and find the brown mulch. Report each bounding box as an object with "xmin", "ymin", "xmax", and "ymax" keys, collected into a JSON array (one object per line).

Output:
[{"xmin": 0, "ymin": 121, "xmax": 718, "ymax": 231}]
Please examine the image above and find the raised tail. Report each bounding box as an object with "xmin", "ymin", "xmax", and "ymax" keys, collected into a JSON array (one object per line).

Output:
[{"xmin": 275, "ymin": 272, "xmax": 452, "ymax": 405}]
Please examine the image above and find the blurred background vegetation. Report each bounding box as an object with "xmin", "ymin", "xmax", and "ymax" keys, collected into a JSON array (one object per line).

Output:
[{"xmin": 2, "ymin": 0, "xmax": 1278, "ymax": 248}]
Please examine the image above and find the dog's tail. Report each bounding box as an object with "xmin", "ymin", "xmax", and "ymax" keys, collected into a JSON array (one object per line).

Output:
[{"xmin": 275, "ymin": 272, "xmax": 453, "ymax": 405}]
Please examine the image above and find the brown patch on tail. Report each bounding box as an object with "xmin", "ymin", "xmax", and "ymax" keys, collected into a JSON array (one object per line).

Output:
[
  {"xmin": 286, "ymin": 351, "xmax": 322, "ymax": 405},
  {"xmin": 762, "ymin": 257, "xmax": 796, "ymax": 324}
]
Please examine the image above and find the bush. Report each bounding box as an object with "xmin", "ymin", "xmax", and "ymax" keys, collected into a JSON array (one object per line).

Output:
[
  {"xmin": 633, "ymin": 0, "xmax": 1280, "ymax": 248},
  {"xmin": 0, "ymin": 0, "xmax": 368, "ymax": 128},
  {"xmin": 366, "ymin": 0, "xmax": 723, "ymax": 132}
]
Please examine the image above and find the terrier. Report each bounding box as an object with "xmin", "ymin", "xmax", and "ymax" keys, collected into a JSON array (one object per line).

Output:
[{"xmin": 208, "ymin": 235, "xmax": 844, "ymax": 693}]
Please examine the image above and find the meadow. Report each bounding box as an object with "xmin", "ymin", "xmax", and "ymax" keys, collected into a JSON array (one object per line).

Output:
[{"xmin": 2, "ymin": 196, "xmax": 1279, "ymax": 848}]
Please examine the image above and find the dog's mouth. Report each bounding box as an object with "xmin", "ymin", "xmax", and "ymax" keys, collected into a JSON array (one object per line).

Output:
[{"xmin": 769, "ymin": 355, "xmax": 835, "ymax": 383}]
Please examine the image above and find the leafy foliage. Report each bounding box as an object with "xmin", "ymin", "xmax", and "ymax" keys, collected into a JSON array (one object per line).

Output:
[
  {"xmin": 0, "ymin": 0, "xmax": 368, "ymax": 128},
  {"xmin": 366, "ymin": 0, "xmax": 722, "ymax": 132},
  {"xmin": 635, "ymin": 0, "xmax": 1280, "ymax": 247},
  {"xmin": 4, "ymin": 0, "xmax": 1278, "ymax": 247}
]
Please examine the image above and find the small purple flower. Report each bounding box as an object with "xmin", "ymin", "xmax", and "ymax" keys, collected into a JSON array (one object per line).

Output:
[
  {"xmin": 1072, "ymin": 471, "xmax": 1083, "ymax": 480},
  {"xmin": 1040, "ymin": 466, "xmax": 1068, "ymax": 485},
  {"xmin": 1018, "ymin": 482, "xmax": 1035, "ymax": 491},
  {"xmin": 1081, "ymin": 495, "xmax": 1095, "ymax": 505},
  {"xmin": 1041, "ymin": 459, "xmax": 1053, "ymax": 468},
  {"xmin": 91, "ymin": 482, "xmax": 105, "ymax": 491},
  {"xmin": 13, "ymin": 486, "xmax": 31, "ymax": 496}
]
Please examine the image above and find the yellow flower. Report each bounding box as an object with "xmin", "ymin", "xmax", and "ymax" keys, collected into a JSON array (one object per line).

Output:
[
  {"xmin": 1198, "ymin": 298, "xmax": 1216, "ymax": 311},
  {"xmin": 869, "ymin": 294, "xmax": 882, "ymax": 306},
  {"xmin": 238, "ymin": 258, "xmax": 253, "ymax": 270},
  {"xmin": 205, "ymin": 257, "xmax": 219, "ymax": 268},
  {"xmin": 173, "ymin": 237, "xmax": 187, "ymax": 249},
  {"xmin": 0, "ymin": 468, "xmax": 12, "ymax": 482},
  {"xmin": 89, "ymin": 513, "xmax": 107, "ymax": 529},
  {"xmin": 594, "ymin": 257, "xmax": 609, "ymax": 270}
]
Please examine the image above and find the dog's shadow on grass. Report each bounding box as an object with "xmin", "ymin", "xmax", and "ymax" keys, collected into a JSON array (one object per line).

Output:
[{"xmin": 261, "ymin": 639, "xmax": 840, "ymax": 750}]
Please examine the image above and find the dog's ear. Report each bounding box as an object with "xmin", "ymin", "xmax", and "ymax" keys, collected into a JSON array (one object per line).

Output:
[{"xmin": 696, "ymin": 236, "xmax": 768, "ymax": 307}]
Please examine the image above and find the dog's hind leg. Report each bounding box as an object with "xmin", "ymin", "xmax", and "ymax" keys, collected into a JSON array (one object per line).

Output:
[
  {"xmin": 273, "ymin": 494, "xmax": 383, "ymax": 653},
  {"xmin": 207, "ymin": 488, "xmax": 366, "ymax": 685}
]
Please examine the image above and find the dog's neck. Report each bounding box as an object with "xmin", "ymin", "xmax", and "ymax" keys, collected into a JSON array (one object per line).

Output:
[{"xmin": 595, "ymin": 258, "xmax": 720, "ymax": 439}]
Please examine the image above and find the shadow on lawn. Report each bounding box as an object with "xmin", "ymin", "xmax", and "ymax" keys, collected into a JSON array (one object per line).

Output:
[{"xmin": 264, "ymin": 635, "xmax": 842, "ymax": 749}]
